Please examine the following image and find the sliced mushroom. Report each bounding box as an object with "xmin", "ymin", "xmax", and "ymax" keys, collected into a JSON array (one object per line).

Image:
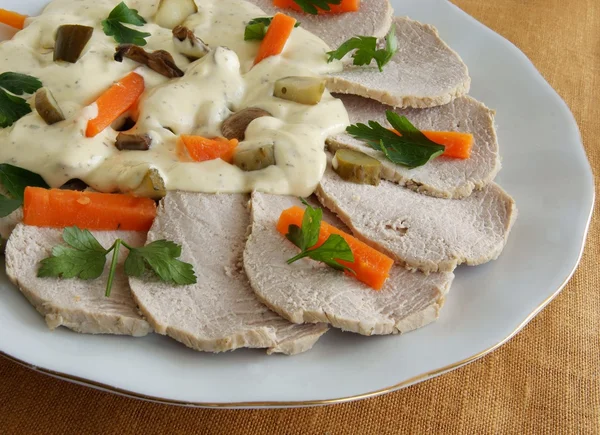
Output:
[
  {"xmin": 34, "ymin": 88, "xmax": 65, "ymax": 125},
  {"xmin": 273, "ymin": 76, "xmax": 327, "ymax": 105},
  {"xmin": 115, "ymin": 133, "xmax": 152, "ymax": 151},
  {"xmin": 54, "ymin": 24, "xmax": 94, "ymax": 63},
  {"xmin": 60, "ymin": 179, "xmax": 88, "ymax": 191},
  {"xmin": 172, "ymin": 26, "xmax": 210, "ymax": 60},
  {"xmin": 233, "ymin": 144, "xmax": 276, "ymax": 172},
  {"xmin": 221, "ymin": 108, "xmax": 271, "ymax": 141},
  {"xmin": 114, "ymin": 45, "xmax": 184, "ymax": 78},
  {"xmin": 131, "ymin": 168, "xmax": 167, "ymax": 199},
  {"xmin": 113, "ymin": 116, "xmax": 136, "ymax": 132},
  {"xmin": 155, "ymin": 0, "xmax": 197, "ymax": 29}
]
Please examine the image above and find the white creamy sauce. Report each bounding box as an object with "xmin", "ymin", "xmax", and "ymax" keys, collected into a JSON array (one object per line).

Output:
[{"xmin": 0, "ymin": 0, "xmax": 349, "ymax": 196}]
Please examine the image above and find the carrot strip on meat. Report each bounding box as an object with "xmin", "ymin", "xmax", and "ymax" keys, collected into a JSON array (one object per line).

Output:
[
  {"xmin": 23, "ymin": 187, "xmax": 156, "ymax": 231},
  {"xmin": 0, "ymin": 9, "xmax": 27, "ymax": 29},
  {"xmin": 273, "ymin": 0, "xmax": 360, "ymax": 13},
  {"xmin": 254, "ymin": 13, "xmax": 297, "ymax": 65},
  {"xmin": 277, "ymin": 206, "xmax": 394, "ymax": 290},
  {"xmin": 423, "ymin": 131, "xmax": 474, "ymax": 159},
  {"xmin": 391, "ymin": 129, "xmax": 474, "ymax": 159},
  {"xmin": 180, "ymin": 135, "xmax": 239, "ymax": 163},
  {"xmin": 85, "ymin": 72, "xmax": 145, "ymax": 138}
]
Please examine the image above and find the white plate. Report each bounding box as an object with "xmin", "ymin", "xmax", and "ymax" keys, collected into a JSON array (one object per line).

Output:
[{"xmin": 0, "ymin": 0, "xmax": 594, "ymax": 408}]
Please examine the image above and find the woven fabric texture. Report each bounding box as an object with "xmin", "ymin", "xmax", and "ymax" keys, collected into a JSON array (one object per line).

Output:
[{"xmin": 0, "ymin": 1, "xmax": 599, "ymax": 433}]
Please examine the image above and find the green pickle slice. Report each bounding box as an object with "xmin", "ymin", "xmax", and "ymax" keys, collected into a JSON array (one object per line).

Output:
[{"xmin": 333, "ymin": 149, "xmax": 381, "ymax": 186}]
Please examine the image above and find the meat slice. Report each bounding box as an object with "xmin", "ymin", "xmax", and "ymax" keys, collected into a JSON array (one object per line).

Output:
[
  {"xmin": 128, "ymin": 192, "xmax": 328, "ymax": 355},
  {"xmin": 246, "ymin": 0, "xmax": 394, "ymax": 49},
  {"xmin": 328, "ymin": 95, "xmax": 500, "ymax": 198},
  {"xmin": 0, "ymin": 182, "xmax": 22, "ymax": 242},
  {"xmin": 316, "ymin": 165, "xmax": 517, "ymax": 273},
  {"xmin": 0, "ymin": 208, "xmax": 22, "ymax": 242},
  {"xmin": 5, "ymin": 224, "xmax": 151, "ymax": 336},
  {"xmin": 326, "ymin": 17, "xmax": 470, "ymax": 108},
  {"xmin": 244, "ymin": 193, "xmax": 454, "ymax": 336}
]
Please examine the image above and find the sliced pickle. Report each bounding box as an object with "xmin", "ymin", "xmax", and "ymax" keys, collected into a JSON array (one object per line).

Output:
[
  {"xmin": 273, "ymin": 76, "xmax": 326, "ymax": 105},
  {"xmin": 221, "ymin": 108, "xmax": 271, "ymax": 141},
  {"xmin": 172, "ymin": 26, "xmax": 209, "ymax": 60},
  {"xmin": 34, "ymin": 88, "xmax": 65, "ymax": 125},
  {"xmin": 131, "ymin": 168, "xmax": 167, "ymax": 199},
  {"xmin": 333, "ymin": 149, "xmax": 381, "ymax": 186},
  {"xmin": 115, "ymin": 133, "xmax": 152, "ymax": 151},
  {"xmin": 54, "ymin": 24, "xmax": 93, "ymax": 63},
  {"xmin": 155, "ymin": 0, "xmax": 197, "ymax": 29},
  {"xmin": 233, "ymin": 144, "xmax": 276, "ymax": 172}
]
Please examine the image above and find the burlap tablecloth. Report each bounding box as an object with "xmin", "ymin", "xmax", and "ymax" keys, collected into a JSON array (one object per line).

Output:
[{"xmin": 0, "ymin": 1, "xmax": 598, "ymax": 433}]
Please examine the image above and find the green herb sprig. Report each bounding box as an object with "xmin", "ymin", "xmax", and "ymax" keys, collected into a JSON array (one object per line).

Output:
[
  {"xmin": 285, "ymin": 199, "xmax": 355, "ymax": 272},
  {"xmin": 292, "ymin": 0, "xmax": 342, "ymax": 15},
  {"xmin": 39, "ymin": 227, "xmax": 197, "ymax": 297},
  {"xmin": 102, "ymin": 2, "xmax": 151, "ymax": 46},
  {"xmin": 327, "ymin": 26, "xmax": 398, "ymax": 72},
  {"xmin": 0, "ymin": 72, "xmax": 43, "ymax": 128},
  {"xmin": 346, "ymin": 111, "xmax": 445, "ymax": 168},
  {"xmin": 244, "ymin": 17, "xmax": 300, "ymax": 41},
  {"xmin": 0, "ymin": 164, "xmax": 48, "ymax": 217}
]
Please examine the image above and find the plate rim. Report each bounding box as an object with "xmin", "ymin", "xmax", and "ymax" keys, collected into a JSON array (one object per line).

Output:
[
  {"xmin": 0, "ymin": 213, "xmax": 594, "ymax": 408},
  {"xmin": 0, "ymin": 0, "xmax": 595, "ymax": 408}
]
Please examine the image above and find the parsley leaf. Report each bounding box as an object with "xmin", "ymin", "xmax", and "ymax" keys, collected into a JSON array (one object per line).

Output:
[
  {"xmin": 292, "ymin": 0, "xmax": 342, "ymax": 15},
  {"xmin": 380, "ymin": 25, "xmax": 398, "ymax": 66},
  {"xmin": 38, "ymin": 228, "xmax": 108, "ymax": 281},
  {"xmin": 346, "ymin": 111, "xmax": 445, "ymax": 168},
  {"xmin": 0, "ymin": 164, "xmax": 48, "ymax": 217},
  {"xmin": 0, "ymin": 197, "xmax": 24, "ymax": 217},
  {"xmin": 299, "ymin": 234, "xmax": 355, "ymax": 272},
  {"xmin": 327, "ymin": 26, "xmax": 398, "ymax": 72},
  {"xmin": 244, "ymin": 23, "xmax": 267, "ymax": 41},
  {"xmin": 39, "ymin": 246, "xmax": 108, "ymax": 280},
  {"xmin": 244, "ymin": 17, "xmax": 300, "ymax": 41},
  {"xmin": 62, "ymin": 226, "xmax": 107, "ymax": 252},
  {"xmin": 102, "ymin": 2, "xmax": 151, "ymax": 46},
  {"xmin": 0, "ymin": 72, "xmax": 43, "ymax": 128},
  {"xmin": 0, "ymin": 163, "xmax": 49, "ymax": 199},
  {"xmin": 285, "ymin": 225, "xmax": 304, "ymax": 250},
  {"xmin": 124, "ymin": 240, "xmax": 196, "ymax": 285},
  {"xmin": 0, "ymin": 90, "xmax": 31, "ymax": 128},
  {"xmin": 38, "ymin": 227, "xmax": 197, "ymax": 297},
  {"xmin": 285, "ymin": 201, "xmax": 354, "ymax": 273},
  {"xmin": 0, "ymin": 72, "xmax": 43, "ymax": 95}
]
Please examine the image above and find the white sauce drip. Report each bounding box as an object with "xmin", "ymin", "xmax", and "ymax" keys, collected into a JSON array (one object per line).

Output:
[{"xmin": 0, "ymin": 0, "xmax": 349, "ymax": 196}]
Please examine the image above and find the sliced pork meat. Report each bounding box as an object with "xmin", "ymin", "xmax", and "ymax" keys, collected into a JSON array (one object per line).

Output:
[
  {"xmin": 316, "ymin": 165, "xmax": 517, "ymax": 273},
  {"xmin": 0, "ymin": 182, "xmax": 22, "ymax": 242},
  {"xmin": 246, "ymin": 0, "xmax": 394, "ymax": 49},
  {"xmin": 326, "ymin": 17, "xmax": 470, "ymax": 108},
  {"xmin": 327, "ymin": 95, "xmax": 500, "ymax": 198},
  {"xmin": 5, "ymin": 224, "xmax": 151, "ymax": 336},
  {"xmin": 128, "ymin": 192, "xmax": 328, "ymax": 355},
  {"xmin": 244, "ymin": 193, "xmax": 454, "ymax": 335},
  {"xmin": 0, "ymin": 208, "xmax": 22, "ymax": 242}
]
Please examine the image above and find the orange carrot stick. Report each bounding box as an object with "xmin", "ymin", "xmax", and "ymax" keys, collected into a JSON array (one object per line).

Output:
[
  {"xmin": 254, "ymin": 13, "xmax": 296, "ymax": 65},
  {"xmin": 277, "ymin": 206, "xmax": 394, "ymax": 290},
  {"xmin": 391, "ymin": 129, "xmax": 474, "ymax": 159},
  {"xmin": 23, "ymin": 187, "xmax": 156, "ymax": 231},
  {"xmin": 0, "ymin": 8, "xmax": 27, "ymax": 29},
  {"xmin": 273, "ymin": 0, "xmax": 360, "ymax": 13},
  {"xmin": 180, "ymin": 135, "xmax": 239, "ymax": 163},
  {"xmin": 423, "ymin": 131, "xmax": 473, "ymax": 159},
  {"xmin": 85, "ymin": 72, "xmax": 145, "ymax": 138}
]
